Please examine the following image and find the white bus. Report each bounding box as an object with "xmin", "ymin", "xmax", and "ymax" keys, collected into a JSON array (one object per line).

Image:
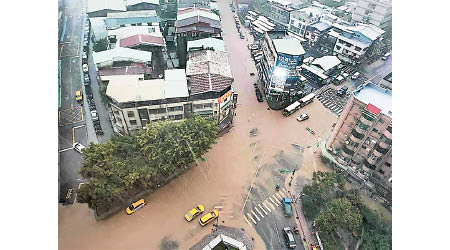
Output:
[
  {"xmin": 282, "ymin": 93, "xmax": 316, "ymax": 116},
  {"xmin": 283, "ymin": 101, "xmax": 301, "ymax": 116}
]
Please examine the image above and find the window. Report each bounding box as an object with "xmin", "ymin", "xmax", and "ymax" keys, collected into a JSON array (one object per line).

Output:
[
  {"xmin": 336, "ymin": 45, "xmax": 341, "ymax": 50},
  {"xmin": 355, "ymin": 47, "xmax": 362, "ymax": 52},
  {"xmin": 372, "ymin": 128, "xmax": 379, "ymax": 133},
  {"xmin": 117, "ymin": 117, "xmax": 122, "ymax": 123},
  {"xmin": 149, "ymin": 108, "xmax": 166, "ymax": 114},
  {"xmin": 204, "ymin": 103, "xmax": 213, "ymax": 109},
  {"xmin": 384, "ymin": 162, "xmax": 391, "ymax": 167},
  {"xmin": 168, "ymin": 106, "xmax": 183, "ymax": 112},
  {"xmin": 114, "ymin": 110, "xmax": 120, "ymax": 115},
  {"xmin": 130, "ymin": 120, "xmax": 137, "ymax": 125},
  {"xmin": 127, "ymin": 111, "xmax": 135, "ymax": 118},
  {"xmin": 175, "ymin": 114, "xmax": 183, "ymax": 120},
  {"xmin": 378, "ymin": 169, "xmax": 385, "ymax": 175}
]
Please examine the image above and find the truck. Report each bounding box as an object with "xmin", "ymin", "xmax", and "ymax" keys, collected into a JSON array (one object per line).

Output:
[{"xmin": 282, "ymin": 197, "xmax": 293, "ymax": 217}]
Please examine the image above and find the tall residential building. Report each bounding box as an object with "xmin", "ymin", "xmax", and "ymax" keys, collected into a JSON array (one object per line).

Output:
[
  {"xmin": 326, "ymin": 83, "xmax": 392, "ymax": 183},
  {"xmin": 352, "ymin": 0, "xmax": 392, "ymax": 29},
  {"xmin": 259, "ymin": 32, "xmax": 306, "ymax": 110}
]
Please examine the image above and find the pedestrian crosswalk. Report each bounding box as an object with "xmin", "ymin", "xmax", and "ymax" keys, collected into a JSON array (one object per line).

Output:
[{"xmin": 243, "ymin": 188, "xmax": 290, "ymax": 226}]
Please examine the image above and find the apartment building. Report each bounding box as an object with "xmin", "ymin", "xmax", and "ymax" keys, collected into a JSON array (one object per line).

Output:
[
  {"xmin": 326, "ymin": 83, "xmax": 392, "ymax": 183},
  {"xmin": 327, "ymin": 23, "xmax": 384, "ymax": 63},
  {"xmin": 352, "ymin": 0, "xmax": 392, "ymax": 29},
  {"xmin": 105, "ymin": 68, "xmax": 234, "ymax": 135},
  {"xmin": 289, "ymin": 4, "xmax": 330, "ymax": 37}
]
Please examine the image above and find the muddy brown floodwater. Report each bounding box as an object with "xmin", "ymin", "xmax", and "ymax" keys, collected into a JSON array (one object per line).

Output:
[{"xmin": 59, "ymin": 1, "xmax": 338, "ymax": 249}]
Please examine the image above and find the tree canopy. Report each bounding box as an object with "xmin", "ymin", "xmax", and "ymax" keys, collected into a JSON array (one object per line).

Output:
[{"xmin": 77, "ymin": 115, "xmax": 219, "ymax": 213}]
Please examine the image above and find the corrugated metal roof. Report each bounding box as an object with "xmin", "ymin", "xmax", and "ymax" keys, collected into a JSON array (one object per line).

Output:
[
  {"xmin": 87, "ymin": 0, "xmax": 126, "ymax": 14},
  {"xmin": 187, "ymin": 38, "xmax": 226, "ymax": 52},
  {"xmin": 105, "ymin": 15, "xmax": 159, "ymax": 28},
  {"xmin": 177, "ymin": 9, "xmax": 220, "ymax": 22},
  {"xmin": 107, "ymin": 10, "xmax": 157, "ymax": 18},
  {"xmin": 272, "ymin": 38, "xmax": 305, "ymax": 56},
  {"xmin": 93, "ymin": 47, "xmax": 152, "ymax": 65},
  {"xmin": 107, "ymin": 25, "xmax": 161, "ymax": 40}
]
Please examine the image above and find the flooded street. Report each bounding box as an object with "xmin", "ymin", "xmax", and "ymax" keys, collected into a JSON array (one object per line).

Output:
[{"xmin": 59, "ymin": 1, "xmax": 338, "ymax": 249}]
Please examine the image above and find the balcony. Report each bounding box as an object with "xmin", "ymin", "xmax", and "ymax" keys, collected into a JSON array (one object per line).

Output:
[
  {"xmin": 373, "ymin": 148, "xmax": 384, "ymax": 158},
  {"xmin": 367, "ymin": 156, "xmax": 378, "ymax": 166},
  {"xmin": 351, "ymin": 129, "xmax": 365, "ymax": 140},
  {"xmin": 360, "ymin": 113, "xmax": 375, "ymax": 126},
  {"xmin": 355, "ymin": 121, "xmax": 369, "ymax": 134},
  {"xmin": 374, "ymin": 143, "xmax": 389, "ymax": 155},
  {"xmin": 363, "ymin": 159, "xmax": 377, "ymax": 170},
  {"xmin": 342, "ymin": 145, "xmax": 355, "ymax": 156},
  {"xmin": 383, "ymin": 127, "xmax": 392, "ymax": 139}
]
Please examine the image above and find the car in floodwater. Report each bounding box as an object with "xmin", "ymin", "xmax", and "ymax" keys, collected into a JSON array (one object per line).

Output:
[
  {"xmin": 126, "ymin": 199, "xmax": 146, "ymax": 215},
  {"xmin": 199, "ymin": 209, "xmax": 219, "ymax": 226},
  {"xmin": 184, "ymin": 204, "xmax": 205, "ymax": 221}
]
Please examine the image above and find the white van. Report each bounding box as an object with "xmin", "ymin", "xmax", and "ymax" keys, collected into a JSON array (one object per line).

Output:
[{"xmin": 381, "ymin": 52, "xmax": 391, "ymax": 60}]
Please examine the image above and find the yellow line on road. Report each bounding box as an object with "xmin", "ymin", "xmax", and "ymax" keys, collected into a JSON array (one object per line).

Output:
[{"xmin": 72, "ymin": 127, "xmax": 75, "ymax": 145}]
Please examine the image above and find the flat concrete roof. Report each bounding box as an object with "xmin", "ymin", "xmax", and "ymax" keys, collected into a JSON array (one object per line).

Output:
[
  {"xmin": 272, "ymin": 38, "xmax": 305, "ymax": 56},
  {"xmin": 353, "ymin": 83, "xmax": 392, "ymax": 117}
]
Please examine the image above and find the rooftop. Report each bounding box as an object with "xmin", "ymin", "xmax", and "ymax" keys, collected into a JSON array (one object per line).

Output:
[
  {"xmin": 107, "ymin": 10, "xmax": 157, "ymax": 18},
  {"xmin": 87, "ymin": 0, "xmax": 126, "ymax": 14},
  {"xmin": 98, "ymin": 64, "xmax": 152, "ymax": 76},
  {"xmin": 93, "ymin": 47, "xmax": 152, "ymax": 65},
  {"xmin": 177, "ymin": 9, "xmax": 220, "ymax": 22},
  {"xmin": 187, "ymin": 38, "xmax": 226, "ymax": 52},
  {"xmin": 272, "ymin": 38, "xmax": 306, "ymax": 56},
  {"xmin": 105, "ymin": 74, "xmax": 165, "ymax": 103},
  {"xmin": 353, "ymin": 83, "xmax": 392, "ymax": 117},
  {"xmin": 186, "ymin": 50, "xmax": 232, "ymax": 78},
  {"xmin": 126, "ymin": 0, "xmax": 159, "ymax": 6},
  {"xmin": 105, "ymin": 11, "xmax": 159, "ymax": 28},
  {"xmin": 164, "ymin": 69, "xmax": 189, "ymax": 98},
  {"xmin": 309, "ymin": 21, "xmax": 331, "ymax": 32},
  {"xmin": 312, "ymin": 55, "xmax": 341, "ymax": 71},
  {"xmin": 107, "ymin": 25, "xmax": 161, "ymax": 40},
  {"xmin": 119, "ymin": 34, "xmax": 165, "ymax": 47}
]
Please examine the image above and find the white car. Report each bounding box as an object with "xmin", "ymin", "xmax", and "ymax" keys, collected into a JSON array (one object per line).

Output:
[
  {"xmin": 342, "ymin": 72, "xmax": 349, "ymax": 78},
  {"xmin": 297, "ymin": 113, "xmax": 309, "ymax": 122},
  {"xmin": 73, "ymin": 142, "xmax": 86, "ymax": 154},
  {"xmin": 83, "ymin": 64, "xmax": 88, "ymax": 73},
  {"xmin": 351, "ymin": 72, "xmax": 361, "ymax": 79},
  {"xmin": 91, "ymin": 110, "xmax": 99, "ymax": 121}
]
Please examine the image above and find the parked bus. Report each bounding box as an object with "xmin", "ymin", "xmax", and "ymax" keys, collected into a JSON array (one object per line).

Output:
[{"xmin": 282, "ymin": 93, "xmax": 316, "ymax": 116}]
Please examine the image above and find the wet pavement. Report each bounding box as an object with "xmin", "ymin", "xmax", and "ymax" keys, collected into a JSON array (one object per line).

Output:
[{"xmin": 59, "ymin": 0, "xmax": 338, "ymax": 249}]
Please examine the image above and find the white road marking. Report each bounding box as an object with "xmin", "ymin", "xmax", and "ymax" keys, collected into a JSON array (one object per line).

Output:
[
  {"xmin": 282, "ymin": 187, "xmax": 288, "ymax": 193},
  {"xmin": 263, "ymin": 201, "xmax": 272, "ymax": 212},
  {"xmin": 246, "ymin": 213, "xmax": 257, "ymax": 224},
  {"xmin": 267, "ymin": 199, "xmax": 276, "ymax": 209},
  {"xmin": 251, "ymin": 210, "xmax": 260, "ymax": 221},
  {"xmin": 215, "ymin": 206, "xmax": 224, "ymax": 209},
  {"xmin": 258, "ymin": 204, "xmax": 268, "ymax": 215},
  {"xmin": 271, "ymin": 195, "xmax": 281, "ymax": 204},
  {"xmin": 254, "ymin": 206, "xmax": 264, "ymax": 218},
  {"xmin": 244, "ymin": 215, "xmax": 254, "ymax": 225},
  {"xmin": 275, "ymin": 193, "xmax": 283, "ymax": 200},
  {"xmin": 279, "ymin": 189, "xmax": 287, "ymax": 196},
  {"xmin": 58, "ymin": 147, "xmax": 73, "ymax": 153}
]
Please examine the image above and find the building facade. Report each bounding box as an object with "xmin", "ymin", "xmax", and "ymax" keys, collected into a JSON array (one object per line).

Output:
[
  {"xmin": 326, "ymin": 83, "xmax": 392, "ymax": 183},
  {"xmin": 106, "ymin": 69, "xmax": 235, "ymax": 135},
  {"xmin": 327, "ymin": 23, "xmax": 384, "ymax": 63},
  {"xmin": 352, "ymin": 0, "xmax": 392, "ymax": 29},
  {"xmin": 259, "ymin": 32, "xmax": 306, "ymax": 110}
]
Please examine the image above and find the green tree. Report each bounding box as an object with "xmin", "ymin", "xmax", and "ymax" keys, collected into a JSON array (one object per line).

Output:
[
  {"xmin": 77, "ymin": 115, "xmax": 219, "ymax": 213},
  {"xmin": 316, "ymin": 198, "xmax": 363, "ymax": 233}
]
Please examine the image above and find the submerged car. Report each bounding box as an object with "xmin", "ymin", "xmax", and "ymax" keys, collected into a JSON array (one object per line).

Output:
[
  {"xmin": 126, "ymin": 199, "xmax": 146, "ymax": 215},
  {"xmin": 199, "ymin": 209, "xmax": 219, "ymax": 226},
  {"xmin": 184, "ymin": 205, "xmax": 205, "ymax": 221},
  {"xmin": 297, "ymin": 113, "xmax": 309, "ymax": 122}
]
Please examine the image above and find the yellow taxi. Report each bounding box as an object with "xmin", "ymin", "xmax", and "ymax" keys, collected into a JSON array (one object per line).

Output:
[
  {"xmin": 185, "ymin": 204, "xmax": 205, "ymax": 222},
  {"xmin": 199, "ymin": 209, "xmax": 219, "ymax": 226},
  {"xmin": 126, "ymin": 199, "xmax": 146, "ymax": 215},
  {"xmin": 75, "ymin": 90, "xmax": 83, "ymax": 102}
]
